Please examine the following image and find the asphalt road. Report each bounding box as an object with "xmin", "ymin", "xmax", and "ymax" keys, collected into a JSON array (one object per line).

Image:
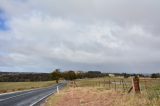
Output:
[{"xmin": 0, "ymin": 82, "xmax": 67, "ymax": 106}]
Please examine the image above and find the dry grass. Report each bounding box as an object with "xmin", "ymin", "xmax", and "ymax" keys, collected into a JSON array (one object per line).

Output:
[
  {"xmin": 46, "ymin": 87, "xmax": 160, "ymax": 106},
  {"xmin": 46, "ymin": 88, "xmax": 68, "ymax": 106},
  {"xmin": 46, "ymin": 87, "xmax": 121, "ymax": 106},
  {"xmin": 0, "ymin": 81, "xmax": 56, "ymax": 93},
  {"xmin": 45, "ymin": 77, "xmax": 160, "ymax": 106},
  {"xmin": 114, "ymin": 92, "xmax": 160, "ymax": 106}
]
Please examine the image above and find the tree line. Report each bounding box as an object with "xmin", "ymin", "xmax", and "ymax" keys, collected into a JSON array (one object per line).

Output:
[
  {"xmin": 51, "ymin": 69, "xmax": 106, "ymax": 83},
  {"xmin": 0, "ymin": 70, "xmax": 106, "ymax": 82},
  {"xmin": 0, "ymin": 71, "xmax": 159, "ymax": 82},
  {"xmin": 151, "ymin": 73, "xmax": 160, "ymax": 78},
  {"xmin": 0, "ymin": 73, "xmax": 52, "ymax": 82}
]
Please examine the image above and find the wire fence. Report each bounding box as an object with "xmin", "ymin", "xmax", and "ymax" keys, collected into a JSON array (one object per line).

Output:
[{"xmin": 76, "ymin": 77, "xmax": 160, "ymax": 99}]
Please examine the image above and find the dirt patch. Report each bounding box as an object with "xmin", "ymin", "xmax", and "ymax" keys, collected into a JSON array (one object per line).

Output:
[
  {"xmin": 53, "ymin": 87, "xmax": 122, "ymax": 106},
  {"xmin": 46, "ymin": 87, "xmax": 160, "ymax": 106}
]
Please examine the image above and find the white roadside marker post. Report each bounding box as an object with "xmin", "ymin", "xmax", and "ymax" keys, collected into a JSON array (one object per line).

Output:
[{"xmin": 57, "ymin": 86, "xmax": 59, "ymax": 94}]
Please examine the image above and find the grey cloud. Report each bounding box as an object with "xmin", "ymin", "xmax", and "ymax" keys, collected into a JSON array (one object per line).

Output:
[{"xmin": 0, "ymin": 0, "xmax": 160, "ymax": 73}]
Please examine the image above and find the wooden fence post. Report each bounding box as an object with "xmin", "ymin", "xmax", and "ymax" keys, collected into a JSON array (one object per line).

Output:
[
  {"xmin": 114, "ymin": 80, "xmax": 116, "ymax": 91},
  {"xmin": 120, "ymin": 79, "xmax": 122, "ymax": 85},
  {"xmin": 109, "ymin": 80, "xmax": 111, "ymax": 89},
  {"xmin": 144, "ymin": 80, "xmax": 147, "ymax": 90},
  {"xmin": 132, "ymin": 76, "xmax": 140, "ymax": 93},
  {"xmin": 122, "ymin": 80, "xmax": 125, "ymax": 91}
]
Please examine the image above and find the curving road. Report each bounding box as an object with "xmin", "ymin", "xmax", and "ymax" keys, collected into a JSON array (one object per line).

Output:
[{"xmin": 0, "ymin": 82, "xmax": 67, "ymax": 106}]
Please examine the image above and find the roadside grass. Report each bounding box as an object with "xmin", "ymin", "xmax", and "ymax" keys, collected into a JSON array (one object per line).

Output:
[
  {"xmin": 45, "ymin": 87, "xmax": 69, "ymax": 106},
  {"xmin": 45, "ymin": 77, "xmax": 160, "ymax": 106},
  {"xmin": 0, "ymin": 81, "xmax": 56, "ymax": 93},
  {"xmin": 46, "ymin": 87, "xmax": 160, "ymax": 106}
]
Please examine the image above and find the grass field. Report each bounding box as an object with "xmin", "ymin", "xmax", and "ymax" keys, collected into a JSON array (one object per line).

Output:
[
  {"xmin": 46, "ymin": 77, "xmax": 160, "ymax": 106},
  {"xmin": 0, "ymin": 81, "xmax": 56, "ymax": 93}
]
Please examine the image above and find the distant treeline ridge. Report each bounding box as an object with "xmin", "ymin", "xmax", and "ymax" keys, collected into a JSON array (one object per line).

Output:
[{"xmin": 0, "ymin": 71, "xmax": 159, "ymax": 82}]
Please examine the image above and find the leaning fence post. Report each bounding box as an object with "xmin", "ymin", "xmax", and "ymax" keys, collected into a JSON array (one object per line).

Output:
[
  {"xmin": 132, "ymin": 76, "xmax": 140, "ymax": 93},
  {"xmin": 128, "ymin": 76, "xmax": 141, "ymax": 94}
]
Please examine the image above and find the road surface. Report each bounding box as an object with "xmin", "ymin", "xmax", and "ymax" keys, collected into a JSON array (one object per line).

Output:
[{"xmin": 0, "ymin": 82, "xmax": 67, "ymax": 106}]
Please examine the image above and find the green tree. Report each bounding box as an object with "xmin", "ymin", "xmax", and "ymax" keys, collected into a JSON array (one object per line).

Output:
[
  {"xmin": 123, "ymin": 73, "xmax": 130, "ymax": 78},
  {"xmin": 63, "ymin": 71, "xmax": 77, "ymax": 80},
  {"xmin": 151, "ymin": 73, "xmax": 160, "ymax": 78},
  {"xmin": 51, "ymin": 69, "xmax": 61, "ymax": 83}
]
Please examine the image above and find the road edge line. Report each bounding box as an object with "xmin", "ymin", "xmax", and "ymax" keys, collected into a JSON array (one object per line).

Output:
[{"xmin": 30, "ymin": 83, "xmax": 66, "ymax": 106}]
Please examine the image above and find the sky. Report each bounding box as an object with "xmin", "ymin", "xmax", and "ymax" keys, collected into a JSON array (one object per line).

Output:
[{"xmin": 0, "ymin": 0, "xmax": 160, "ymax": 73}]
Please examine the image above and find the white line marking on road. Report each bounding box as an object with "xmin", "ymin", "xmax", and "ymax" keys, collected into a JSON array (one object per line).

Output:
[
  {"xmin": 29, "ymin": 84, "xmax": 65, "ymax": 106},
  {"xmin": 0, "ymin": 87, "xmax": 47, "ymax": 96},
  {"xmin": 0, "ymin": 91, "xmax": 35, "ymax": 102},
  {"xmin": 0, "ymin": 83, "xmax": 66, "ymax": 105},
  {"xmin": 30, "ymin": 91, "xmax": 56, "ymax": 106},
  {"xmin": 0, "ymin": 84, "xmax": 56, "ymax": 96}
]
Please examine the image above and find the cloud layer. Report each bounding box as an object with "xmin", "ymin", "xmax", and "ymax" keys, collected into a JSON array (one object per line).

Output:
[{"xmin": 0, "ymin": 0, "xmax": 160, "ymax": 73}]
